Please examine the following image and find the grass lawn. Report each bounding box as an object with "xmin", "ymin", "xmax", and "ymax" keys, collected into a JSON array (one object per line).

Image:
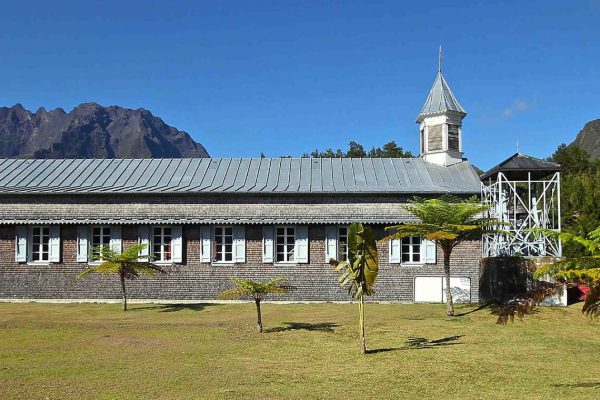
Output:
[{"xmin": 0, "ymin": 302, "xmax": 599, "ymax": 399}]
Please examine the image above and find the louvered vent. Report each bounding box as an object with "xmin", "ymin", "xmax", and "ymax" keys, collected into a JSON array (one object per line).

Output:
[
  {"xmin": 448, "ymin": 125, "xmax": 460, "ymax": 151},
  {"xmin": 428, "ymin": 125, "xmax": 443, "ymax": 151}
]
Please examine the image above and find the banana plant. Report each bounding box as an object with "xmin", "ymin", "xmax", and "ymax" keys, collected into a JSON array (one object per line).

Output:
[{"xmin": 330, "ymin": 223, "xmax": 379, "ymax": 354}]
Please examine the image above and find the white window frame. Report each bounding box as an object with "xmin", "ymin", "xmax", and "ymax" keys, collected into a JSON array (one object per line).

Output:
[
  {"xmin": 275, "ymin": 225, "xmax": 296, "ymax": 263},
  {"xmin": 213, "ymin": 225, "xmax": 234, "ymax": 263},
  {"xmin": 401, "ymin": 236, "xmax": 422, "ymax": 265},
  {"xmin": 152, "ymin": 226, "xmax": 173, "ymax": 263},
  {"xmin": 337, "ymin": 225, "xmax": 349, "ymax": 261},
  {"xmin": 28, "ymin": 225, "xmax": 50, "ymax": 263},
  {"xmin": 89, "ymin": 225, "xmax": 111, "ymax": 263}
]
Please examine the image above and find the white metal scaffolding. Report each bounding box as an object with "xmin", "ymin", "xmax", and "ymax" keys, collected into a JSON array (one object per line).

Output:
[{"xmin": 481, "ymin": 171, "xmax": 561, "ymax": 257}]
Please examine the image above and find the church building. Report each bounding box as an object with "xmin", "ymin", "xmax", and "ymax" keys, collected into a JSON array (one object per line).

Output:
[{"xmin": 0, "ymin": 66, "xmax": 484, "ymax": 303}]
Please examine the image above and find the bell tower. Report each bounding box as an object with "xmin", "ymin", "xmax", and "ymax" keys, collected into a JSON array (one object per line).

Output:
[{"xmin": 417, "ymin": 47, "xmax": 466, "ymax": 166}]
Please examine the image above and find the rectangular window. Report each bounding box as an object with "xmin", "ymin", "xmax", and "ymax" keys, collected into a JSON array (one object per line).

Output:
[
  {"xmin": 338, "ymin": 226, "xmax": 349, "ymax": 261},
  {"xmin": 30, "ymin": 226, "xmax": 50, "ymax": 262},
  {"xmin": 401, "ymin": 236, "xmax": 421, "ymax": 263},
  {"xmin": 276, "ymin": 226, "xmax": 295, "ymax": 262},
  {"xmin": 448, "ymin": 125, "xmax": 460, "ymax": 151},
  {"xmin": 213, "ymin": 226, "xmax": 233, "ymax": 262},
  {"xmin": 153, "ymin": 226, "xmax": 172, "ymax": 262},
  {"xmin": 91, "ymin": 226, "xmax": 111, "ymax": 261},
  {"xmin": 428, "ymin": 125, "xmax": 443, "ymax": 151}
]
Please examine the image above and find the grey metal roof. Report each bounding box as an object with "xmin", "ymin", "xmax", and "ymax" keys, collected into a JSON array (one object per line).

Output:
[
  {"xmin": 480, "ymin": 153, "xmax": 561, "ymax": 181},
  {"xmin": 0, "ymin": 158, "xmax": 481, "ymax": 195},
  {"xmin": 0, "ymin": 199, "xmax": 418, "ymax": 225},
  {"xmin": 417, "ymin": 72, "xmax": 466, "ymax": 122}
]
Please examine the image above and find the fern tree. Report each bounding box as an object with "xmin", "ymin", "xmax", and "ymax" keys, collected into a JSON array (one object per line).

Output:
[
  {"xmin": 218, "ymin": 277, "xmax": 289, "ymax": 332},
  {"xmin": 330, "ymin": 223, "xmax": 379, "ymax": 354},
  {"xmin": 78, "ymin": 244, "xmax": 164, "ymax": 311},
  {"xmin": 533, "ymin": 227, "xmax": 600, "ymax": 318},
  {"xmin": 385, "ymin": 196, "xmax": 493, "ymax": 316}
]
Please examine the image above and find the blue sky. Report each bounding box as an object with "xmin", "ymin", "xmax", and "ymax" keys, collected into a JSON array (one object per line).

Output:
[{"xmin": 0, "ymin": 0, "xmax": 599, "ymax": 170}]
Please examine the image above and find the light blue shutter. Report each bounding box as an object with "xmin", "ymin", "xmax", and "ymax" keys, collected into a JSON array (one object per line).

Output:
[
  {"xmin": 422, "ymin": 239, "xmax": 436, "ymax": 264},
  {"xmin": 389, "ymin": 239, "xmax": 401, "ymax": 263},
  {"xmin": 49, "ymin": 226, "xmax": 61, "ymax": 263},
  {"xmin": 110, "ymin": 226, "xmax": 122, "ymax": 254},
  {"xmin": 325, "ymin": 226, "xmax": 338, "ymax": 262},
  {"xmin": 200, "ymin": 225, "xmax": 212, "ymax": 262},
  {"xmin": 233, "ymin": 225, "xmax": 246, "ymax": 263},
  {"xmin": 295, "ymin": 225, "xmax": 309, "ymax": 263},
  {"xmin": 15, "ymin": 226, "xmax": 27, "ymax": 263},
  {"xmin": 262, "ymin": 226, "xmax": 274, "ymax": 263},
  {"xmin": 138, "ymin": 225, "xmax": 150, "ymax": 261},
  {"xmin": 171, "ymin": 225, "xmax": 183, "ymax": 263},
  {"xmin": 77, "ymin": 226, "xmax": 88, "ymax": 262}
]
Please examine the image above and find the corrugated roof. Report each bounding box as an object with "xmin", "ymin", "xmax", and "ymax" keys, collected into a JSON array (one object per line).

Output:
[
  {"xmin": 480, "ymin": 153, "xmax": 561, "ymax": 181},
  {"xmin": 417, "ymin": 72, "xmax": 466, "ymax": 122},
  {"xmin": 0, "ymin": 158, "xmax": 481, "ymax": 194}
]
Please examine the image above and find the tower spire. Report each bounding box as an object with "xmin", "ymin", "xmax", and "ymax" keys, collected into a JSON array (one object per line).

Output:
[{"xmin": 438, "ymin": 45, "xmax": 442, "ymax": 73}]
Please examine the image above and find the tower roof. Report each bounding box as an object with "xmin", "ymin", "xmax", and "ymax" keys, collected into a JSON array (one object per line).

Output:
[
  {"xmin": 417, "ymin": 72, "xmax": 466, "ymax": 122},
  {"xmin": 480, "ymin": 153, "xmax": 561, "ymax": 181}
]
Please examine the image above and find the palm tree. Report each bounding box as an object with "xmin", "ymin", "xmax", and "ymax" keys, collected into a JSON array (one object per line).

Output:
[
  {"xmin": 533, "ymin": 227, "xmax": 600, "ymax": 318},
  {"xmin": 218, "ymin": 277, "xmax": 289, "ymax": 332},
  {"xmin": 385, "ymin": 196, "xmax": 493, "ymax": 316},
  {"xmin": 78, "ymin": 244, "xmax": 164, "ymax": 311},
  {"xmin": 330, "ymin": 223, "xmax": 379, "ymax": 354}
]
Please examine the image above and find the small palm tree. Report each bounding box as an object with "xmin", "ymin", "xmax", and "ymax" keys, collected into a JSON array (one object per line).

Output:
[
  {"xmin": 385, "ymin": 196, "xmax": 494, "ymax": 316},
  {"xmin": 533, "ymin": 227, "xmax": 600, "ymax": 318},
  {"xmin": 330, "ymin": 223, "xmax": 379, "ymax": 354},
  {"xmin": 78, "ymin": 244, "xmax": 164, "ymax": 311},
  {"xmin": 218, "ymin": 277, "xmax": 289, "ymax": 332}
]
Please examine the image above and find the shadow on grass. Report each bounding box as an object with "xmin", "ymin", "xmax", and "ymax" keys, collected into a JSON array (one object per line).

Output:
[
  {"xmin": 265, "ymin": 322, "xmax": 338, "ymax": 333},
  {"xmin": 129, "ymin": 304, "xmax": 220, "ymax": 313},
  {"xmin": 405, "ymin": 335, "xmax": 463, "ymax": 349},
  {"xmin": 454, "ymin": 303, "xmax": 491, "ymax": 317},
  {"xmin": 551, "ymin": 382, "xmax": 600, "ymax": 389},
  {"xmin": 366, "ymin": 347, "xmax": 403, "ymax": 354},
  {"xmin": 367, "ymin": 335, "xmax": 464, "ymax": 354}
]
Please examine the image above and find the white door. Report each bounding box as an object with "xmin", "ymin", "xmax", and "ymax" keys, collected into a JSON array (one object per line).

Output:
[{"xmin": 414, "ymin": 276, "xmax": 471, "ymax": 303}]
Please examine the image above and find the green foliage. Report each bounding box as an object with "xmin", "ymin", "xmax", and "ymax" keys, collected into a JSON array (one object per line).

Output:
[
  {"xmin": 77, "ymin": 244, "xmax": 163, "ymax": 280},
  {"xmin": 385, "ymin": 196, "xmax": 494, "ymax": 244},
  {"xmin": 548, "ymin": 144, "xmax": 600, "ymax": 257},
  {"xmin": 385, "ymin": 196, "xmax": 496, "ymax": 316},
  {"xmin": 329, "ymin": 223, "xmax": 379, "ymax": 299},
  {"xmin": 531, "ymin": 227, "xmax": 600, "ymax": 318},
  {"xmin": 77, "ymin": 244, "xmax": 164, "ymax": 311},
  {"xmin": 330, "ymin": 223, "xmax": 379, "ymax": 354},
  {"xmin": 219, "ymin": 277, "xmax": 289, "ymax": 332},
  {"xmin": 218, "ymin": 277, "xmax": 289, "ymax": 301},
  {"xmin": 304, "ymin": 140, "xmax": 413, "ymax": 158}
]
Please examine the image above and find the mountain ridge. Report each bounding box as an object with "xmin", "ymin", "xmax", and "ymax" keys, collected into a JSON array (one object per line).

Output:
[
  {"xmin": 570, "ymin": 118, "xmax": 600, "ymax": 158},
  {"xmin": 0, "ymin": 103, "xmax": 209, "ymax": 159}
]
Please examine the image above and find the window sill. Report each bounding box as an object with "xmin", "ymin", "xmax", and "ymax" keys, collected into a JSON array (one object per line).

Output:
[
  {"xmin": 26, "ymin": 262, "xmax": 51, "ymax": 266},
  {"xmin": 211, "ymin": 262, "xmax": 237, "ymax": 267},
  {"xmin": 400, "ymin": 263, "xmax": 425, "ymax": 267}
]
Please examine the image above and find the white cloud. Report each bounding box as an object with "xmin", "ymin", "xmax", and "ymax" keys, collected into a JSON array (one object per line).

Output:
[{"xmin": 501, "ymin": 99, "xmax": 530, "ymax": 119}]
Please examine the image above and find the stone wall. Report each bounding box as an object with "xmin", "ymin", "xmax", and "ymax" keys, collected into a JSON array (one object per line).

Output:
[
  {"xmin": 0, "ymin": 225, "xmax": 481, "ymax": 302},
  {"xmin": 479, "ymin": 256, "xmax": 565, "ymax": 303}
]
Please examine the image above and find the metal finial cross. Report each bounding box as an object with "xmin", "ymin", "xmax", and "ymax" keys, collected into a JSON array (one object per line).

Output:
[{"xmin": 438, "ymin": 45, "xmax": 442, "ymax": 73}]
